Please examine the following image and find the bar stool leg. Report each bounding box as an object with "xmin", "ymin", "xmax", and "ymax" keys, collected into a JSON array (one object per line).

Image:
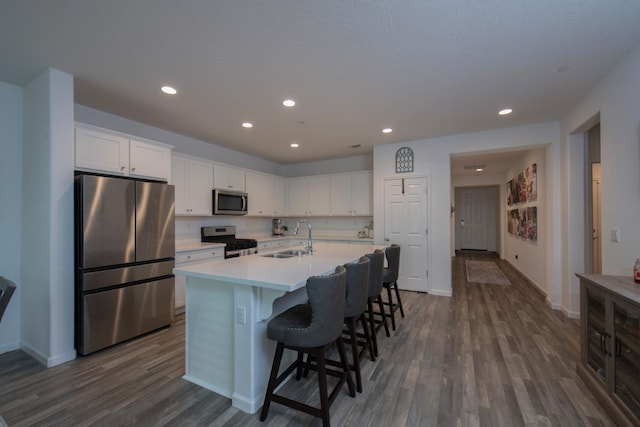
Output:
[
  {"xmin": 260, "ymin": 342, "xmax": 285, "ymax": 422},
  {"xmin": 377, "ymin": 295, "xmax": 391, "ymax": 337},
  {"xmin": 359, "ymin": 312, "xmax": 375, "ymax": 362},
  {"xmin": 386, "ymin": 285, "xmax": 397, "ymax": 331},
  {"xmin": 393, "ymin": 280, "xmax": 405, "ymax": 317},
  {"xmin": 367, "ymin": 298, "xmax": 379, "ymax": 357},
  {"xmin": 346, "ymin": 317, "xmax": 362, "ymax": 393},
  {"xmin": 335, "ymin": 338, "xmax": 356, "ymax": 397},
  {"xmin": 316, "ymin": 349, "xmax": 330, "ymax": 427}
]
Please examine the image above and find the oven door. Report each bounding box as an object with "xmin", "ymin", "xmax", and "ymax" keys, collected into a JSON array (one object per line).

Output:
[{"xmin": 213, "ymin": 189, "xmax": 248, "ymax": 215}]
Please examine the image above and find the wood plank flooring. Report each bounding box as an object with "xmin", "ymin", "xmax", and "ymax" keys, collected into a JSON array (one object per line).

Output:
[{"xmin": 0, "ymin": 252, "xmax": 615, "ymax": 426}]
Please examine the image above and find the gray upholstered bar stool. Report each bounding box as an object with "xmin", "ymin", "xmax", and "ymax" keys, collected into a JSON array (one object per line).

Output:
[
  {"xmin": 260, "ymin": 266, "xmax": 355, "ymax": 427},
  {"xmin": 0, "ymin": 277, "xmax": 16, "ymax": 323},
  {"xmin": 309, "ymin": 256, "xmax": 373, "ymax": 393},
  {"xmin": 364, "ymin": 250, "xmax": 389, "ymax": 357},
  {"xmin": 383, "ymin": 244, "xmax": 404, "ymax": 331}
]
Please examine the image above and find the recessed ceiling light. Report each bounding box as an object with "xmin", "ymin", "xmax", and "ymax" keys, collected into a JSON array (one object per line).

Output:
[
  {"xmin": 283, "ymin": 99, "xmax": 296, "ymax": 107},
  {"xmin": 161, "ymin": 86, "xmax": 177, "ymax": 95},
  {"xmin": 290, "ymin": 143, "xmax": 299, "ymax": 148},
  {"xmin": 242, "ymin": 122, "xmax": 253, "ymax": 128},
  {"xmin": 382, "ymin": 128, "xmax": 393, "ymax": 134},
  {"xmin": 476, "ymin": 168, "xmax": 484, "ymax": 172},
  {"xmin": 498, "ymin": 108, "xmax": 512, "ymax": 116}
]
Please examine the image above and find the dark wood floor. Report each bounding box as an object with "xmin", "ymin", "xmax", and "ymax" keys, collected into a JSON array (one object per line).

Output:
[{"xmin": 0, "ymin": 252, "xmax": 614, "ymax": 426}]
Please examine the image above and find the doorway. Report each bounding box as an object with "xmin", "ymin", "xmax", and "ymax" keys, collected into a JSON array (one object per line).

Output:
[
  {"xmin": 586, "ymin": 124, "xmax": 602, "ymax": 274},
  {"xmin": 454, "ymin": 186, "xmax": 499, "ymax": 252}
]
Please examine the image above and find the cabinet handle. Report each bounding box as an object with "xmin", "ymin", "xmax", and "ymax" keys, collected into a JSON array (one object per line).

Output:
[
  {"xmin": 228, "ymin": 185, "xmax": 233, "ymax": 188},
  {"xmin": 131, "ymin": 167, "xmax": 136, "ymax": 172},
  {"xmin": 120, "ymin": 166, "xmax": 125, "ymax": 171},
  {"xmin": 615, "ymin": 337, "xmax": 621, "ymax": 357},
  {"xmin": 602, "ymin": 332, "xmax": 610, "ymax": 356},
  {"xmin": 187, "ymin": 255, "xmax": 191, "ymax": 259},
  {"xmin": 211, "ymin": 252, "xmax": 216, "ymax": 256}
]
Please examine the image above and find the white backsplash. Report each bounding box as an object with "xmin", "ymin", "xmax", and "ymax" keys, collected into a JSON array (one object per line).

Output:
[{"xmin": 175, "ymin": 216, "xmax": 373, "ymax": 243}]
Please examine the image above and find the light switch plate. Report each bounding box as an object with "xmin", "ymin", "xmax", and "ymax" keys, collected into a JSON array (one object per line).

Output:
[
  {"xmin": 236, "ymin": 306, "xmax": 246, "ymax": 324},
  {"xmin": 611, "ymin": 228, "xmax": 621, "ymax": 243}
]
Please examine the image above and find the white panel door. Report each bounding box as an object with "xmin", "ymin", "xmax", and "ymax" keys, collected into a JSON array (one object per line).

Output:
[
  {"xmin": 383, "ymin": 177, "xmax": 428, "ymax": 292},
  {"xmin": 459, "ymin": 188, "xmax": 487, "ymax": 250}
]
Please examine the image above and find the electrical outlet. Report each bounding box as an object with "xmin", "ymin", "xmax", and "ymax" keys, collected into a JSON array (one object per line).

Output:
[{"xmin": 236, "ymin": 306, "xmax": 246, "ymax": 325}]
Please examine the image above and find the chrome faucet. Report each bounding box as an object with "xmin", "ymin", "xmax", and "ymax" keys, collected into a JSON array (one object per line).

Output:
[{"xmin": 293, "ymin": 219, "xmax": 313, "ymax": 255}]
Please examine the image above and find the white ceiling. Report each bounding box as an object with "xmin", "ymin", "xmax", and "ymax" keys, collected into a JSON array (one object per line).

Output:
[{"xmin": 1, "ymin": 1, "xmax": 640, "ymax": 164}]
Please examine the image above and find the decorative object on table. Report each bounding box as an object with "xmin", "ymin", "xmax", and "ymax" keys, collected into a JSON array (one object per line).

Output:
[
  {"xmin": 634, "ymin": 258, "xmax": 640, "ymax": 283},
  {"xmin": 465, "ymin": 260, "xmax": 510, "ymax": 285},
  {"xmin": 395, "ymin": 147, "xmax": 414, "ymax": 173}
]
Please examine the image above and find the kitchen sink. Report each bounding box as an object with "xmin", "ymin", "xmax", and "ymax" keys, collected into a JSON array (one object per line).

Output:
[
  {"xmin": 259, "ymin": 249, "xmax": 310, "ymax": 259},
  {"xmin": 259, "ymin": 253, "xmax": 296, "ymax": 258},
  {"xmin": 277, "ymin": 249, "xmax": 309, "ymax": 256}
]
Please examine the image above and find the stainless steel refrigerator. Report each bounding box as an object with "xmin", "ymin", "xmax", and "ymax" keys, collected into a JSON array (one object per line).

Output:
[{"xmin": 75, "ymin": 174, "xmax": 175, "ymax": 355}]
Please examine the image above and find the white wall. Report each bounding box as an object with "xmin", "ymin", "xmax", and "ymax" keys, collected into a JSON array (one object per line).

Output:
[
  {"xmin": 0, "ymin": 81, "xmax": 23, "ymax": 353},
  {"xmin": 285, "ymin": 154, "xmax": 373, "ymax": 177},
  {"xmin": 374, "ymin": 122, "xmax": 560, "ymax": 297},
  {"xmin": 560, "ymin": 41, "xmax": 640, "ymax": 317},
  {"xmin": 21, "ymin": 69, "xmax": 75, "ymax": 366}
]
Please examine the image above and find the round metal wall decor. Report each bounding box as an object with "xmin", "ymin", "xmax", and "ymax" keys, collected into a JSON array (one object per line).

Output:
[{"xmin": 395, "ymin": 147, "xmax": 414, "ymax": 173}]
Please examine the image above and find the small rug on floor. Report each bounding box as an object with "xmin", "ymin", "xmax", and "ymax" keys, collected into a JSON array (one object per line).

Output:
[{"xmin": 465, "ymin": 260, "xmax": 511, "ymax": 285}]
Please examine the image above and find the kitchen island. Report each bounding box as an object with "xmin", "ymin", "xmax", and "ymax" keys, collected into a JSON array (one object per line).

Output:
[{"xmin": 173, "ymin": 242, "xmax": 383, "ymax": 414}]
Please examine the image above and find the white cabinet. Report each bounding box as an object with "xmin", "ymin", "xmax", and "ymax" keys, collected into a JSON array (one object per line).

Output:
[
  {"xmin": 214, "ymin": 164, "xmax": 245, "ymax": 191},
  {"xmin": 171, "ymin": 155, "xmax": 214, "ymax": 216},
  {"xmin": 273, "ymin": 176, "xmax": 287, "ymax": 217},
  {"xmin": 175, "ymin": 246, "xmax": 224, "ymax": 313},
  {"xmin": 288, "ymin": 176, "xmax": 331, "ymax": 216},
  {"xmin": 75, "ymin": 125, "xmax": 172, "ymax": 181},
  {"xmin": 288, "ymin": 178, "xmax": 310, "ymax": 216},
  {"xmin": 246, "ymin": 171, "xmax": 274, "ymax": 216},
  {"xmin": 129, "ymin": 139, "xmax": 172, "ymax": 180},
  {"xmin": 330, "ymin": 172, "xmax": 372, "ymax": 216}
]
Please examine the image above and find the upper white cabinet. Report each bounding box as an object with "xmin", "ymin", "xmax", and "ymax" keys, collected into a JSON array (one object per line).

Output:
[
  {"xmin": 288, "ymin": 176, "xmax": 331, "ymax": 216},
  {"xmin": 273, "ymin": 176, "xmax": 287, "ymax": 217},
  {"xmin": 330, "ymin": 172, "xmax": 372, "ymax": 216},
  {"xmin": 75, "ymin": 125, "xmax": 172, "ymax": 181},
  {"xmin": 245, "ymin": 171, "xmax": 274, "ymax": 216},
  {"xmin": 214, "ymin": 164, "xmax": 245, "ymax": 191},
  {"xmin": 171, "ymin": 154, "xmax": 214, "ymax": 216}
]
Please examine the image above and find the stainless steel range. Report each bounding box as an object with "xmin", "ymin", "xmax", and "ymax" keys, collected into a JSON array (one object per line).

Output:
[{"xmin": 201, "ymin": 226, "xmax": 258, "ymax": 258}]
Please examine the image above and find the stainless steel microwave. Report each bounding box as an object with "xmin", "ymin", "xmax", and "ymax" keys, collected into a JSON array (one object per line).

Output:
[{"xmin": 212, "ymin": 188, "xmax": 248, "ymax": 215}]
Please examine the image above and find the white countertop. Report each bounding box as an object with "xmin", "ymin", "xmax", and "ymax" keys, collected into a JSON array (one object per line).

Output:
[
  {"xmin": 174, "ymin": 242, "xmax": 383, "ymax": 292},
  {"xmin": 176, "ymin": 241, "xmax": 226, "ymax": 252},
  {"xmin": 248, "ymin": 233, "xmax": 374, "ymax": 243}
]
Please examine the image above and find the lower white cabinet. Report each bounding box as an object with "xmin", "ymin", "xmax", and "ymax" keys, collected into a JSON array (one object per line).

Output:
[{"xmin": 174, "ymin": 246, "xmax": 224, "ymax": 313}]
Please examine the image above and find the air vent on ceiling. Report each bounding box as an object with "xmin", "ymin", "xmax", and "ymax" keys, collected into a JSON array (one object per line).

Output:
[{"xmin": 463, "ymin": 164, "xmax": 486, "ymax": 170}]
